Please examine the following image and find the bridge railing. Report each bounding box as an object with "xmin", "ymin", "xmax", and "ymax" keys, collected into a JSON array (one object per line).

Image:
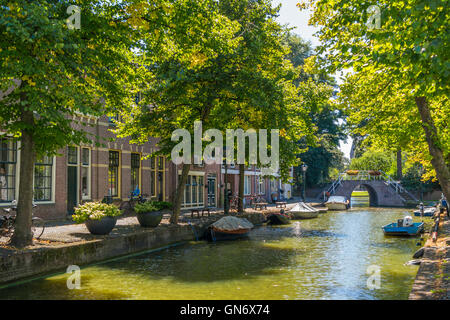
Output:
[
  {"xmin": 379, "ymin": 170, "xmax": 419, "ymax": 202},
  {"xmin": 326, "ymin": 173, "xmax": 344, "ymax": 195},
  {"xmin": 324, "ymin": 170, "xmax": 418, "ymax": 202}
]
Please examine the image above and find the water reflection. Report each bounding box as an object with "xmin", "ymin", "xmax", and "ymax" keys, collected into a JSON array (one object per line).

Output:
[{"xmin": 0, "ymin": 196, "xmax": 420, "ymax": 300}]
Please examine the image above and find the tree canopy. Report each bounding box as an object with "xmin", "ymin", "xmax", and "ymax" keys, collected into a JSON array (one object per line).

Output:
[
  {"xmin": 0, "ymin": 0, "xmax": 142, "ymax": 246},
  {"xmin": 302, "ymin": 0, "xmax": 450, "ymax": 200}
]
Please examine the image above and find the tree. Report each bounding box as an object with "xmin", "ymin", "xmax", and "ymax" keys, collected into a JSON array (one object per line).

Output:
[
  {"xmin": 116, "ymin": 0, "xmax": 243, "ymax": 223},
  {"xmin": 0, "ymin": 0, "xmax": 142, "ymax": 247},
  {"xmin": 282, "ymin": 34, "xmax": 345, "ymax": 187},
  {"xmin": 214, "ymin": 1, "xmax": 314, "ymax": 213},
  {"xmin": 117, "ymin": 0, "xmax": 314, "ymax": 220},
  {"xmin": 349, "ymin": 150, "xmax": 394, "ymax": 174},
  {"xmin": 303, "ymin": 0, "xmax": 450, "ymax": 201}
]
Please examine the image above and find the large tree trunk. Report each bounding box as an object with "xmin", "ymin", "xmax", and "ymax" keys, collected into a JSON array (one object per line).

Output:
[
  {"xmin": 396, "ymin": 148, "xmax": 402, "ymax": 180},
  {"xmin": 238, "ymin": 164, "xmax": 245, "ymax": 214},
  {"xmin": 415, "ymin": 97, "xmax": 450, "ymax": 202},
  {"xmin": 170, "ymin": 163, "xmax": 190, "ymax": 224},
  {"xmin": 10, "ymin": 109, "xmax": 36, "ymax": 248}
]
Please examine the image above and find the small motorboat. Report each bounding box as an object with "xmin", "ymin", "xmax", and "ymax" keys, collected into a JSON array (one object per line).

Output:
[
  {"xmin": 413, "ymin": 206, "xmax": 437, "ymax": 217},
  {"xmin": 325, "ymin": 196, "xmax": 350, "ymax": 210},
  {"xmin": 266, "ymin": 210, "xmax": 291, "ymax": 225},
  {"xmin": 382, "ymin": 216, "xmax": 424, "ymax": 236},
  {"xmin": 206, "ymin": 216, "xmax": 254, "ymax": 241},
  {"xmin": 289, "ymin": 202, "xmax": 319, "ymax": 219}
]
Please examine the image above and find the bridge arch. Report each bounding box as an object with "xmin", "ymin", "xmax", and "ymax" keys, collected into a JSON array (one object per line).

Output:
[
  {"xmin": 352, "ymin": 184, "xmax": 379, "ymax": 207},
  {"xmin": 325, "ymin": 171, "xmax": 417, "ymax": 207}
]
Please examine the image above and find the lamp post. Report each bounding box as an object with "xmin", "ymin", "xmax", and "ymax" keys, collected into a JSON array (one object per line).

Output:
[
  {"xmin": 301, "ymin": 164, "xmax": 308, "ymax": 202},
  {"xmin": 419, "ymin": 164, "xmax": 424, "ymax": 202},
  {"xmin": 223, "ymin": 146, "xmax": 229, "ymax": 215}
]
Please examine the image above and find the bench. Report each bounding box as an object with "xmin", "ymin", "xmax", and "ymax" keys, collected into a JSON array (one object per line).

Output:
[
  {"xmin": 190, "ymin": 208, "xmax": 211, "ymax": 218},
  {"xmin": 275, "ymin": 202, "xmax": 287, "ymax": 208},
  {"xmin": 253, "ymin": 202, "xmax": 268, "ymax": 210}
]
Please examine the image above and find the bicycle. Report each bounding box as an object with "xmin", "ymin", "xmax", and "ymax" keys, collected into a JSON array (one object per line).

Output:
[
  {"xmin": 229, "ymin": 193, "xmax": 247, "ymax": 213},
  {"xmin": 119, "ymin": 190, "xmax": 148, "ymax": 216},
  {"xmin": 247, "ymin": 194, "xmax": 266, "ymax": 207},
  {"xmin": 0, "ymin": 200, "xmax": 45, "ymax": 240}
]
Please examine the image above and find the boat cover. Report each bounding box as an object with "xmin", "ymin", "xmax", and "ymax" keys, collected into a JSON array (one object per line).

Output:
[
  {"xmin": 290, "ymin": 202, "xmax": 319, "ymax": 213},
  {"xmin": 210, "ymin": 216, "xmax": 254, "ymax": 231},
  {"xmin": 326, "ymin": 196, "xmax": 347, "ymax": 203}
]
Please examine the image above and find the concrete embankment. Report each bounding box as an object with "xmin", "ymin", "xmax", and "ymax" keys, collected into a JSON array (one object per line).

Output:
[{"xmin": 0, "ymin": 212, "xmax": 266, "ymax": 286}]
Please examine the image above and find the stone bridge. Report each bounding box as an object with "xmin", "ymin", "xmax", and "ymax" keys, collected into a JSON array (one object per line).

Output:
[{"xmin": 322, "ymin": 170, "xmax": 418, "ymax": 207}]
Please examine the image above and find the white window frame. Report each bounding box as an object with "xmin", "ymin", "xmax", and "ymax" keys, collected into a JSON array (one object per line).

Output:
[
  {"xmin": 33, "ymin": 155, "xmax": 56, "ymax": 204},
  {"xmin": 181, "ymin": 171, "xmax": 205, "ymax": 209},
  {"xmin": 244, "ymin": 175, "xmax": 251, "ymax": 195},
  {"xmin": 81, "ymin": 147, "xmax": 91, "ymax": 201},
  {"xmin": 0, "ymin": 137, "xmax": 56, "ymax": 205}
]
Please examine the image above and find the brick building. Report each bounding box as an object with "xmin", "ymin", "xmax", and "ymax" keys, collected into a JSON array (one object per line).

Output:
[{"xmin": 1, "ymin": 114, "xmax": 291, "ymax": 220}]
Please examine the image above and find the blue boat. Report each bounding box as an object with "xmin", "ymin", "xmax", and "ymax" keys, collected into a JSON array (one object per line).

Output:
[{"xmin": 382, "ymin": 217, "xmax": 424, "ymax": 236}]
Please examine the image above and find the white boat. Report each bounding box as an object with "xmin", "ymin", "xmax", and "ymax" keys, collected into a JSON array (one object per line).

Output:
[
  {"xmin": 413, "ymin": 206, "xmax": 437, "ymax": 217},
  {"xmin": 289, "ymin": 202, "xmax": 319, "ymax": 219},
  {"xmin": 325, "ymin": 196, "xmax": 349, "ymax": 210}
]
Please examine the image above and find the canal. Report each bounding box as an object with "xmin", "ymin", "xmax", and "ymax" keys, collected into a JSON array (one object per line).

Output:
[{"xmin": 0, "ymin": 196, "xmax": 425, "ymax": 300}]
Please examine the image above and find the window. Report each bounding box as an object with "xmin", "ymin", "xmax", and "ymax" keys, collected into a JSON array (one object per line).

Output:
[
  {"xmin": 34, "ymin": 156, "xmax": 53, "ymax": 202},
  {"xmin": 181, "ymin": 174, "xmax": 204, "ymax": 208},
  {"xmin": 131, "ymin": 153, "xmax": 141, "ymax": 191},
  {"xmin": 150, "ymin": 156, "xmax": 165, "ymax": 200},
  {"xmin": 67, "ymin": 146, "xmax": 78, "ymax": 165},
  {"xmin": 81, "ymin": 148, "xmax": 91, "ymax": 200},
  {"xmin": 198, "ymin": 176, "xmax": 204, "ymax": 205},
  {"xmin": 244, "ymin": 175, "xmax": 251, "ymax": 195},
  {"xmin": 0, "ymin": 138, "xmax": 17, "ymax": 202},
  {"xmin": 270, "ymin": 179, "xmax": 277, "ymax": 192},
  {"xmin": 184, "ymin": 175, "xmax": 191, "ymax": 204},
  {"xmin": 257, "ymin": 176, "xmax": 265, "ymax": 194},
  {"xmin": 192, "ymin": 176, "xmax": 197, "ymax": 204},
  {"xmin": 108, "ymin": 151, "xmax": 120, "ymax": 197}
]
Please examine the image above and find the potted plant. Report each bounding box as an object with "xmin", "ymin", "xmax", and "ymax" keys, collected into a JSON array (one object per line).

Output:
[
  {"xmin": 73, "ymin": 202, "xmax": 122, "ymax": 235},
  {"xmin": 134, "ymin": 201, "xmax": 172, "ymax": 228}
]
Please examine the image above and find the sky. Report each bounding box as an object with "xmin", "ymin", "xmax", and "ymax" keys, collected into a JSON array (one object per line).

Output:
[{"xmin": 272, "ymin": 0, "xmax": 353, "ymax": 159}]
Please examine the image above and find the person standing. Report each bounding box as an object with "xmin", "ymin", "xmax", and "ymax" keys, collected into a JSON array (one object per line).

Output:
[{"xmin": 441, "ymin": 193, "xmax": 449, "ymax": 217}]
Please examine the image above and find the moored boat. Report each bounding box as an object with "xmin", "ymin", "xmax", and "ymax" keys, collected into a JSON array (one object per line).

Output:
[
  {"xmin": 382, "ymin": 216, "xmax": 424, "ymax": 236},
  {"xmin": 206, "ymin": 216, "xmax": 254, "ymax": 241},
  {"xmin": 413, "ymin": 207, "xmax": 437, "ymax": 217},
  {"xmin": 266, "ymin": 211, "xmax": 291, "ymax": 225},
  {"xmin": 289, "ymin": 202, "xmax": 319, "ymax": 219},
  {"xmin": 325, "ymin": 196, "xmax": 350, "ymax": 210}
]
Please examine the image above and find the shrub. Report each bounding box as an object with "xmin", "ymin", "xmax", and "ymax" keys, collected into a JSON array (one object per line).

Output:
[
  {"xmin": 134, "ymin": 201, "xmax": 173, "ymax": 214},
  {"xmin": 73, "ymin": 202, "xmax": 122, "ymax": 224}
]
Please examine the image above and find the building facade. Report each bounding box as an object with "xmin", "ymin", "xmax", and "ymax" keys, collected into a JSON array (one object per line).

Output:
[{"xmin": 1, "ymin": 114, "xmax": 291, "ymax": 220}]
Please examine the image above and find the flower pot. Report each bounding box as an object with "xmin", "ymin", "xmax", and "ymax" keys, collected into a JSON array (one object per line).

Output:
[
  {"xmin": 85, "ymin": 216, "xmax": 117, "ymax": 235},
  {"xmin": 136, "ymin": 211, "xmax": 163, "ymax": 228}
]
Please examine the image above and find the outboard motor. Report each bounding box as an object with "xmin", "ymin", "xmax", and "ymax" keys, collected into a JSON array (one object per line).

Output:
[{"xmin": 403, "ymin": 216, "xmax": 414, "ymax": 227}]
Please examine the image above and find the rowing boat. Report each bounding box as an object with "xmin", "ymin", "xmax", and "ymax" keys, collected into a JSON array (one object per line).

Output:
[{"xmin": 289, "ymin": 202, "xmax": 319, "ymax": 219}]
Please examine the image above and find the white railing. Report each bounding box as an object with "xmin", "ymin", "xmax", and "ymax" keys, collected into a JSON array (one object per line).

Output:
[
  {"xmin": 326, "ymin": 173, "xmax": 344, "ymax": 195},
  {"xmin": 324, "ymin": 170, "xmax": 418, "ymax": 202}
]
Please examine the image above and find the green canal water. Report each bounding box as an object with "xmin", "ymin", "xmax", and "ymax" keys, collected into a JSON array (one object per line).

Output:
[{"xmin": 0, "ymin": 197, "xmax": 428, "ymax": 300}]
